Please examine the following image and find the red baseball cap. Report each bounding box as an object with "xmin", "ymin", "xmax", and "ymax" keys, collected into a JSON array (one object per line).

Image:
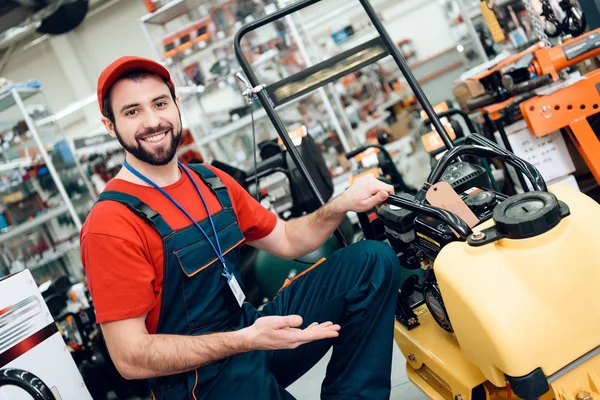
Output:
[{"xmin": 97, "ymin": 56, "xmax": 175, "ymax": 116}]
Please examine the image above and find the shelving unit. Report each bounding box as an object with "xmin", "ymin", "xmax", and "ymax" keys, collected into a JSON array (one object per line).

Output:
[
  {"xmin": 0, "ymin": 205, "xmax": 68, "ymax": 245},
  {"xmin": 0, "ymin": 86, "xmax": 94, "ymax": 283},
  {"xmin": 453, "ymin": 0, "xmax": 542, "ymax": 62},
  {"xmin": 139, "ymin": 0, "xmax": 356, "ymax": 172},
  {"xmin": 141, "ymin": 0, "xmax": 211, "ymax": 25}
]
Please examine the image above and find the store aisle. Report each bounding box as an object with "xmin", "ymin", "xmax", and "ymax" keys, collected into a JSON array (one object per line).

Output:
[{"xmin": 288, "ymin": 342, "xmax": 427, "ymax": 399}]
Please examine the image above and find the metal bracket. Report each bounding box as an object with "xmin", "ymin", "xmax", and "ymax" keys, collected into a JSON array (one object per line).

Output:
[{"xmin": 236, "ymin": 72, "xmax": 265, "ymax": 105}]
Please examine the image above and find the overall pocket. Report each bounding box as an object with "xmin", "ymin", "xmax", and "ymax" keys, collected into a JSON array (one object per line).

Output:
[{"xmin": 174, "ymin": 218, "xmax": 245, "ymax": 332}]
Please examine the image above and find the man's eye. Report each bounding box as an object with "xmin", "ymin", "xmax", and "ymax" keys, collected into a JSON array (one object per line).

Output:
[
  {"xmin": 156, "ymin": 101, "xmax": 167, "ymax": 108},
  {"xmin": 125, "ymin": 110, "xmax": 138, "ymax": 116}
]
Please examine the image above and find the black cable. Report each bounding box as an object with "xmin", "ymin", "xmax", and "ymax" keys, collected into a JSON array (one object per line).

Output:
[{"xmin": 250, "ymin": 99, "xmax": 259, "ymax": 202}]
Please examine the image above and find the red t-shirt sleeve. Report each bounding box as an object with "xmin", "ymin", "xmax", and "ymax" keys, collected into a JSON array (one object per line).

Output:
[
  {"xmin": 80, "ymin": 205, "xmax": 157, "ymax": 324},
  {"xmin": 207, "ymin": 165, "xmax": 278, "ymax": 242}
]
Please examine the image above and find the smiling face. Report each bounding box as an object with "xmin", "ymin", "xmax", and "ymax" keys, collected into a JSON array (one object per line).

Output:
[{"xmin": 101, "ymin": 73, "xmax": 182, "ymax": 166}]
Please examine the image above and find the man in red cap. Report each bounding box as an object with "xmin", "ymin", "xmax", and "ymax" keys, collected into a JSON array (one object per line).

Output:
[{"xmin": 81, "ymin": 55, "xmax": 401, "ymax": 399}]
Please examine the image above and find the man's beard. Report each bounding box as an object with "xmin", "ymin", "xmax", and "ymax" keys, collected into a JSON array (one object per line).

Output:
[{"xmin": 115, "ymin": 120, "xmax": 182, "ymax": 166}]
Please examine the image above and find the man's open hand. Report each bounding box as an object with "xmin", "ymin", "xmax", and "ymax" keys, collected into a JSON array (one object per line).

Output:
[
  {"xmin": 338, "ymin": 174, "xmax": 394, "ymax": 213},
  {"xmin": 242, "ymin": 315, "xmax": 340, "ymax": 351}
]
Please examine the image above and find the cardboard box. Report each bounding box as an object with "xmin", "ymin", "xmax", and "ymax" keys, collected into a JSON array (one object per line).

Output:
[
  {"xmin": 452, "ymin": 79, "xmax": 485, "ymax": 111},
  {"xmin": 0, "ymin": 270, "xmax": 92, "ymax": 400},
  {"xmin": 389, "ymin": 110, "xmax": 411, "ymax": 140}
]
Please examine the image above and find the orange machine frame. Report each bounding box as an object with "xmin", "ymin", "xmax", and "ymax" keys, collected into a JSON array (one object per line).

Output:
[
  {"xmin": 471, "ymin": 29, "xmax": 600, "ymax": 185},
  {"xmin": 520, "ymin": 69, "xmax": 600, "ymax": 184}
]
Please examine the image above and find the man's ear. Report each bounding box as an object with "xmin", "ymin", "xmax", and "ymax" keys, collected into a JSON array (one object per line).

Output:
[
  {"xmin": 101, "ymin": 116, "xmax": 116, "ymax": 138},
  {"xmin": 176, "ymin": 96, "xmax": 181, "ymax": 108}
]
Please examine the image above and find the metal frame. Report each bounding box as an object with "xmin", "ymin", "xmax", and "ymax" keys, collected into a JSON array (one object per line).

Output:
[{"xmin": 234, "ymin": 0, "xmax": 455, "ymax": 246}]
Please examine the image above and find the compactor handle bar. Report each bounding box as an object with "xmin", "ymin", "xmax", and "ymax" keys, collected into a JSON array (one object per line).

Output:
[
  {"xmin": 414, "ymin": 134, "xmax": 547, "ymax": 202},
  {"xmin": 466, "ymin": 74, "xmax": 552, "ymax": 111},
  {"xmin": 386, "ymin": 194, "xmax": 472, "ymax": 240}
]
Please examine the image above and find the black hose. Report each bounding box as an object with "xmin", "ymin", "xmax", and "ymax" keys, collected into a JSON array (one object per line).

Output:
[{"xmin": 466, "ymin": 75, "xmax": 553, "ymax": 111}]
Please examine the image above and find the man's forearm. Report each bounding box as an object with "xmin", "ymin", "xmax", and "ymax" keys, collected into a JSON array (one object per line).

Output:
[
  {"xmin": 116, "ymin": 329, "xmax": 248, "ymax": 379},
  {"xmin": 284, "ymin": 196, "xmax": 347, "ymax": 258}
]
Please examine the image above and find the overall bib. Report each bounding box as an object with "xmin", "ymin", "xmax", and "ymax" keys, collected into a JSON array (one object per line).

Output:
[
  {"xmin": 98, "ymin": 164, "xmax": 261, "ymax": 399},
  {"xmin": 98, "ymin": 164, "xmax": 402, "ymax": 400}
]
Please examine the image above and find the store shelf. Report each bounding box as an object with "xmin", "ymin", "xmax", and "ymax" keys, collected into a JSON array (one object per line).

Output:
[
  {"xmin": 377, "ymin": 94, "xmax": 403, "ymax": 110},
  {"xmin": 0, "ymin": 179, "xmax": 23, "ymax": 194},
  {"xmin": 199, "ymin": 108, "xmax": 267, "ymax": 145},
  {"xmin": 0, "ymin": 157, "xmax": 34, "ymax": 172},
  {"xmin": 197, "ymin": 93, "xmax": 310, "ymax": 145},
  {"xmin": 0, "ymin": 88, "xmax": 40, "ymax": 114},
  {"xmin": 26, "ymin": 240, "xmax": 79, "ymax": 271},
  {"xmin": 353, "ymin": 111, "xmax": 391, "ymax": 139},
  {"xmin": 466, "ymin": 0, "xmax": 518, "ymax": 19},
  {"xmin": 169, "ymin": 31, "xmax": 238, "ymax": 63},
  {"xmin": 0, "ymin": 205, "xmax": 69, "ymax": 245},
  {"xmin": 141, "ymin": 0, "xmax": 210, "ymax": 25}
]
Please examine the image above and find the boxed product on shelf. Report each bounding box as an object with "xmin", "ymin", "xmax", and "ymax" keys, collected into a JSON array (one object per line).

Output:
[
  {"xmin": 4, "ymin": 193, "xmax": 45, "ymax": 225},
  {"xmin": 209, "ymin": 0, "xmax": 237, "ymax": 34},
  {"xmin": 162, "ymin": 32, "xmax": 179, "ymax": 59}
]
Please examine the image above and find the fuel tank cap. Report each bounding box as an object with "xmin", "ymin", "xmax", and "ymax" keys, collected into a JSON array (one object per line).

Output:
[
  {"xmin": 493, "ymin": 192, "xmax": 566, "ymax": 239},
  {"xmin": 465, "ymin": 190, "xmax": 496, "ymax": 211}
]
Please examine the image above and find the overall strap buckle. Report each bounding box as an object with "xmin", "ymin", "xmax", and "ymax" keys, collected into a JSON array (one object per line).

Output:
[
  {"xmin": 205, "ymin": 177, "xmax": 226, "ymax": 191},
  {"xmin": 186, "ymin": 164, "xmax": 233, "ymax": 208},
  {"xmin": 97, "ymin": 191, "xmax": 172, "ymax": 237}
]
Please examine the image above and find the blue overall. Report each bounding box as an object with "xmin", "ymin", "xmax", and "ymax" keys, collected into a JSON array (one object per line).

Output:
[{"xmin": 97, "ymin": 164, "xmax": 401, "ymax": 400}]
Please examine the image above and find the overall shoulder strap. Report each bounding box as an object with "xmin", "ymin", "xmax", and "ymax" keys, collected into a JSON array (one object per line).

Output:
[
  {"xmin": 186, "ymin": 164, "xmax": 232, "ymax": 208},
  {"xmin": 97, "ymin": 191, "xmax": 173, "ymax": 237}
]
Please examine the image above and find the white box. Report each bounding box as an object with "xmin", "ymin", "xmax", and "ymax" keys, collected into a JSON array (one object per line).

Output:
[{"xmin": 0, "ymin": 270, "xmax": 92, "ymax": 400}]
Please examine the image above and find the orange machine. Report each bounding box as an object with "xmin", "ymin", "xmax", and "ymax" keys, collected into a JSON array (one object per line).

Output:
[
  {"xmin": 162, "ymin": 32, "xmax": 178, "ymax": 59},
  {"xmin": 419, "ymin": 102, "xmax": 460, "ymax": 154},
  {"xmin": 177, "ymin": 23, "xmax": 196, "ymax": 53},
  {"xmin": 466, "ymin": 29, "xmax": 600, "ymax": 185},
  {"xmin": 193, "ymin": 18, "xmax": 212, "ymax": 46}
]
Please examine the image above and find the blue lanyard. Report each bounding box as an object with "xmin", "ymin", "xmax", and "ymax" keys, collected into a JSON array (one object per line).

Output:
[{"xmin": 123, "ymin": 160, "xmax": 231, "ymax": 280}]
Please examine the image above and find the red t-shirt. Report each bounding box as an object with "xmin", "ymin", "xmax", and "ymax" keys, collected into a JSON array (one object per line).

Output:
[{"xmin": 80, "ymin": 165, "xmax": 277, "ymax": 333}]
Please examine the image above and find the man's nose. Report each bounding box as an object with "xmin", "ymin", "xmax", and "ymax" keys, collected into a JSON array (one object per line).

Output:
[{"xmin": 142, "ymin": 108, "xmax": 162, "ymax": 129}]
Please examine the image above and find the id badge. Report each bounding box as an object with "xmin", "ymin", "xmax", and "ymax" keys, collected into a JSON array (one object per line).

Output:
[{"xmin": 228, "ymin": 275, "xmax": 246, "ymax": 307}]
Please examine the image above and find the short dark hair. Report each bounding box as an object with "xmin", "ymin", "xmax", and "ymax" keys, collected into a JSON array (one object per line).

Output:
[{"xmin": 101, "ymin": 69, "xmax": 177, "ymax": 123}]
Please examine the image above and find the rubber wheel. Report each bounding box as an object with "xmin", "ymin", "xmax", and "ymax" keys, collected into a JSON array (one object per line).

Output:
[{"xmin": 0, "ymin": 368, "xmax": 55, "ymax": 400}]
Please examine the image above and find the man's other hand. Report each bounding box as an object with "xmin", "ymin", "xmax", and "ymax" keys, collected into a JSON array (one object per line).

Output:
[
  {"xmin": 242, "ymin": 315, "xmax": 341, "ymax": 351},
  {"xmin": 338, "ymin": 175, "xmax": 394, "ymax": 213}
]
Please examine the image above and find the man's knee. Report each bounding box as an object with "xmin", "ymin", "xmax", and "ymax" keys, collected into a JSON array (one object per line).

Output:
[{"xmin": 347, "ymin": 241, "xmax": 401, "ymax": 286}]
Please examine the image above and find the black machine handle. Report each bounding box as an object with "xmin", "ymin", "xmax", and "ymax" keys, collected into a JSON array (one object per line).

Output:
[
  {"xmin": 345, "ymin": 144, "xmax": 415, "ymax": 193},
  {"xmin": 466, "ymin": 74, "xmax": 552, "ymax": 111},
  {"xmin": 386, "ymin": 195, "xmax": 472, "ymax": 240},
  {"xmin": 422, "ymin": 109, "xmax": 478, "ymax": 134},
  {"xmin": 414, "ymin": 134, "xmax": 547, "ymax": 202},
  {"xmin": 345, "ymin": 143, "xmax": 388, "ymax": 160},
  {"xmin": 0, "ymin": 369, "xmax": 56, "ymax": 400},
  {"xmin": 254, "ymin": 153, "xmax": 286, "ymax": 175},
  {"xmin": 465, "ymin": 133, "xmax": 547, "ymax": 192}
]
